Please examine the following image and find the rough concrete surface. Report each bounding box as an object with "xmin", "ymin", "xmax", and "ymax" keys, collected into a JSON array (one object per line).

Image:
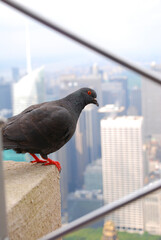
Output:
[{"xmin": 3, "ymin": 161, "xmax": 61, "ymax": 240}]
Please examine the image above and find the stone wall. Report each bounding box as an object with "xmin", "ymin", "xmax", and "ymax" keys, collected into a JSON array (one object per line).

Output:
[{"xmin": 4, "ymin": 161, "xmax": 61, "ymax": 240}]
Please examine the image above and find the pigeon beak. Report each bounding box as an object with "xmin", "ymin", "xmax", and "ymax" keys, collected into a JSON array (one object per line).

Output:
[{"xmin": 93, "ymin": 98, "xmax": 99, "ymax": 107}]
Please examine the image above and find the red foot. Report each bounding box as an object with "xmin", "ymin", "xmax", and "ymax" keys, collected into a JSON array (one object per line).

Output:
[
  {"xmin": 43, "ymin": 158, "xmax": 61, "ymax": 172},
  {"xmin": 30, "ymin": 154, "xmax": 61, "ymax": 172}
]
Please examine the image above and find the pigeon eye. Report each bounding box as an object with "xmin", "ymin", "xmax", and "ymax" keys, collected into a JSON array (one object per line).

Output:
[{"xmin": 88, "ymin": 91, "xmax": 92, "ymax": 95}]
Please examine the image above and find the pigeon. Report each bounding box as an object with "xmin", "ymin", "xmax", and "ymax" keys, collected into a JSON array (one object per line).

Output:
[{"xmin": 2, "ymin": 88, "xmax": 99, "ymax": 172}]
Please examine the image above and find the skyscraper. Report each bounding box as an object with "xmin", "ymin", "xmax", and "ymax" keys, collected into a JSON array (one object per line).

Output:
[
  {"xmin": 144, "ymin": 191, "xmax": 161, "ymax": 235},
  {"xmin": 12, "ymin": 67, "xmax": 45, "ymax": 115},
  {"xmin": 144, "ymin": 170, "xmax": 161, "ymax": 235},
  {"xmin": 102, "ymin": 81, "xmax": 126, "ymax": 113},
  {"xmin": 84, "ymin": 158, "xmax": 102, "ymax": 191},
  {"xmin": 0, "ymin": 83, "xmax": 12, "ymax": 117},
  {"xmin": 82, "ymin": 104, "xmax": 100, "ymax": 163},
  {"xmin": 142, "ymin": 77, "xmax": 161, "ymax": 139},
  {"xmin": 101, "ymin": 116, "xmax": 144, "ymax": 233},
  {"xmin": 12, "ymin": 67, "xmax": 19, "ymax": 82},
  {"xmin": 128, "ymin": 86, "xmax": 142, "ymax": 116},
  {"xmin": 67, "ymin": 189, "xmax": 103, "ymax": 227},
  {"xmin": 109, "ymin": 76, "xmax": 129, "ymax": 114}
]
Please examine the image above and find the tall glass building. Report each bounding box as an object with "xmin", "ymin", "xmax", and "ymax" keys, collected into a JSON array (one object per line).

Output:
[
  {"xmin": 12, "ymin": 66, "xmax": 45, "ymax": 115},
  {"xmin": 101, "ymin": 116, "xmax": 144, "ymax": 233}
]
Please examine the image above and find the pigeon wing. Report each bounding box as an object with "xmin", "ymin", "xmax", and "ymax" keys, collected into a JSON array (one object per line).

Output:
[
  {"xmin": 3, "ymin": 104, "xmax": 75, "ymax": 152},
  {"xmin": 7, "ymin": 102, "xmax": 46, "ymax": 123}
]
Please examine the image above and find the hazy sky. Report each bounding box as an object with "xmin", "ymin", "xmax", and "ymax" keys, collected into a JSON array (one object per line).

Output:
[{"xmin": 1, "ymin": 0, "xmax": 161, "ymax": 71}]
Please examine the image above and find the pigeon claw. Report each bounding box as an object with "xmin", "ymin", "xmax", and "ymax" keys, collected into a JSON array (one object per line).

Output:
[
  {"xmin": 29, "ymin": 153, "xmax": 61, "ymax": 172},
  {"xmin": 43, "ymin": 159, "xmax": 61, "ymax": 172},
  {"xmin": 30, "ymin": 153, "xmax": 47, "ymax": 163},
  {"xmin": 31, "ymin": 159, "xmax": 47, "ymax": 164}
]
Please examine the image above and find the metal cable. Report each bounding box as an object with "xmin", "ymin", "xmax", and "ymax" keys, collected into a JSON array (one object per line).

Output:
[
  {"xmin": 1, "ymin": 0, "xmax": 161, "ymax": 85},
  {"xmin": 39, "ymin": 180, "xmax": 161, "ymax": 240}
]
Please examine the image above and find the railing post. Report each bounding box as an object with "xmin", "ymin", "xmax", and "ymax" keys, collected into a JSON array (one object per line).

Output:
[{"xmin": 0, "ymin": 117, "xmax": 9, "ymax": 240}]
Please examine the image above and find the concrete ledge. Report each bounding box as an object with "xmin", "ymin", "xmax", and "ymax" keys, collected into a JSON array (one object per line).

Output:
[{"xmin": 4, "ymin": 161, "xmax": 61, "ymax": 240}]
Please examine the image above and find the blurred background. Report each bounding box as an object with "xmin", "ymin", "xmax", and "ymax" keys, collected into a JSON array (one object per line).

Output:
[{"xmin": 1, "ymin": 0, "xmax": 161, "ymax": 239}]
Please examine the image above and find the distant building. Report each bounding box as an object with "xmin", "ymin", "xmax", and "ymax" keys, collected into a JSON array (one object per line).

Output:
[
  {"xmin": 72, "ymin": 104, "xmax": 101, "ymax": 188},
  {"xmin": 84, "ymin": 159, "xmax": 102, "ymax": 191},
  {"xmin": 142, "ymin": 68, "xmax": 161, "ymax": 139},
  {"xmin": 109, "ymin": 76, "xmax": 129, "ymax": 114},
  {"xmin": 144, "ymin": 191, "xmax": 161, "ymax": 235},
  {"xmin": 101, "ymin": 116, "xmax": 144, "ymax": 233},
  {"xmin": 102, "ymin": 82, "xmax": 122, "ymax": 105},
  {"xmin": 144, "ymin": 169, "xmax": 161, "ymax": 235},
  {"xmin": 74, "ymin": 112, "xmax": 88, "ymax": 188},
  {"xmin": 12, "ymin": 67, "xmax": 19, "ymax": 82},
  {"xmin": 84, "ymin": 105, "xmax": 101, "ymax": 163},
  {"xmin": 143, "ymin": 137, "xmax": 161, "ymax": 174},
  {"xmin": 67, "ymin": 189, "xmax": 103, "ymax": 227},
  {"xmin": 0, "ymin": 82, "xmax": 12, "ymax": 117},
  {"xmin": 128, "ymin": 86, "xmax": 142, "ymax": 116},
  {"xmin": 12, "ymin": 67, "xmax": 45, "ymax": 115},
  {"xmin": 102, "ymin": 81, "xmax": 126, "ymax": 115},
  {"xmin": 124, "ymin": 70, "xmax": 141, "ymax": 89},
  {"xmin": 75, "ymin": 104, "xmax": 100, "ymax": 163},
  {"xmin": 55, "ymin": 136, "xmax": 77, "ymax": 211},
  {"xmin": 98, "ymin": 104, "xmax": 124, "ymax": 120}
]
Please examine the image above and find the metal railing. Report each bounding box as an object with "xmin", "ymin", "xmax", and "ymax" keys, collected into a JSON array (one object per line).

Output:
[
  {"xmin": 39, "ymin": 180, "xmax": 161, "ymax": 240},
  {"xmin": 0, "ymin": 0, "xmax": 161, "ymax": 240}
]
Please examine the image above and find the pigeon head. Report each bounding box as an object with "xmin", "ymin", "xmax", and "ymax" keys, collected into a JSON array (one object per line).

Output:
[
  {"xmin": 64, "ymin": 88, "xmax": 99, "ymax": 117},
  {"xmin": 79, "ymin": 88, "xmax": 99, "ymax": 107}
]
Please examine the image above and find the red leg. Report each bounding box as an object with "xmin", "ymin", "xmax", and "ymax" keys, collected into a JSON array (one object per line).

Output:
[
  {"xmin": 30, "ymin": 153, "xmax": 47, "ymax": 163},
  {"xmin": 30, "ymin": 154, "xmax": 61, "ymax": 172},
  {"xmin": 43, "ymin": 158, "xmax": 61, "ymax": 172}
]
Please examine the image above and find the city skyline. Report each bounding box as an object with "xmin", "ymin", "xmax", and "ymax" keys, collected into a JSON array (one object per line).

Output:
[{"xmin": 1, "ymin": 60, "xmax": 161, "ymax": 236}]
